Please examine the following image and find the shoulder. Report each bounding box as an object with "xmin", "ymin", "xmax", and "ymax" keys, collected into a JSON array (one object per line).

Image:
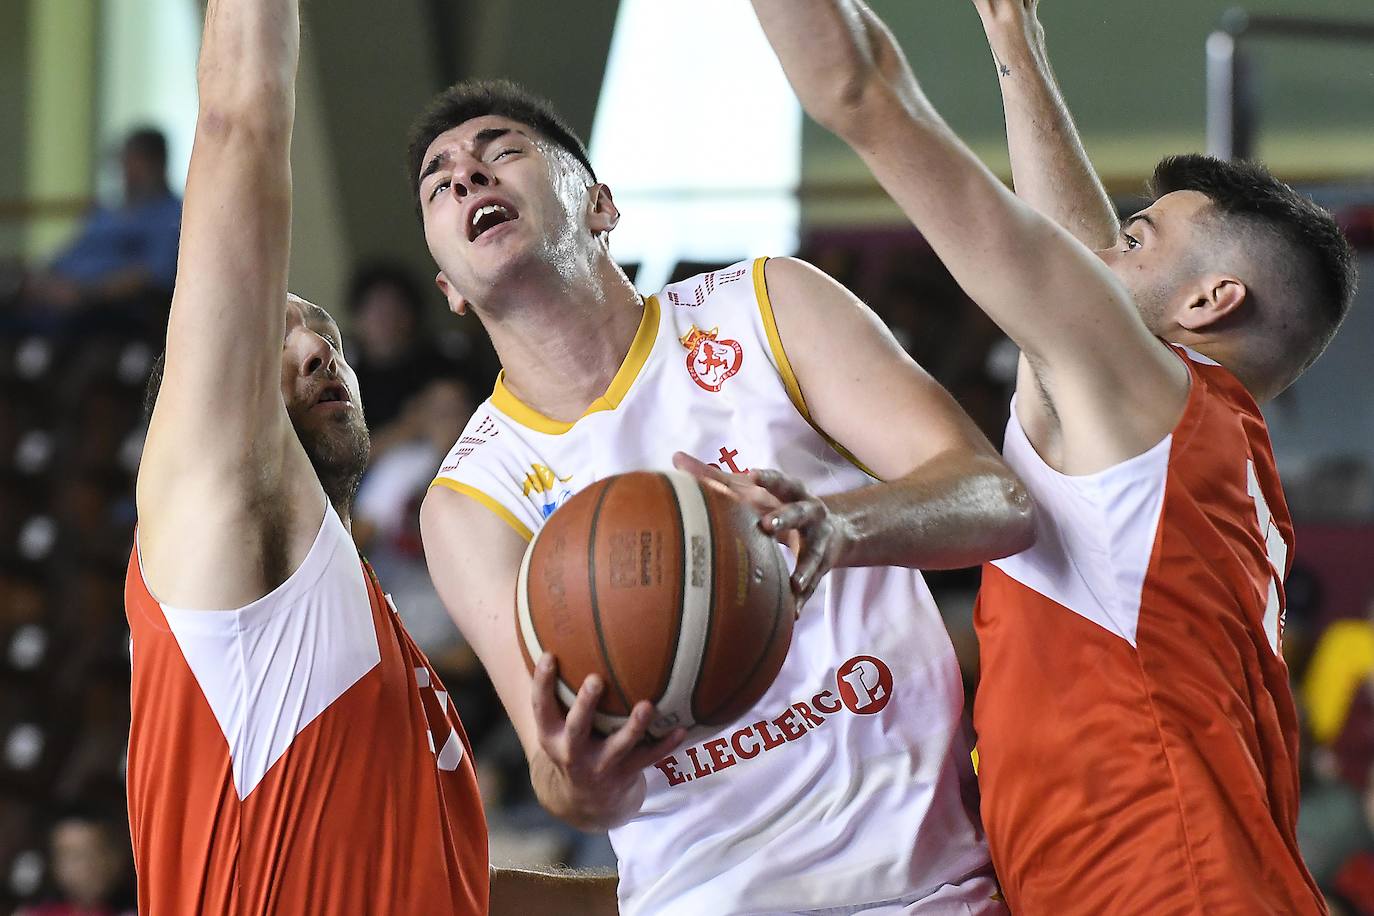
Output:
[
  {"xmin": 428, "ymin": 406, "xmax": 539, "ymax": 544},
  {"xmin": 654, "ymin": 255, "xmax": 864, "ymax": 345},
  {"xmin": 431, "ymin": 406, "xmax": 517, "ymax": 491},
  {"xmin": 656, "ymin": 257, "xmax": 758, "ymax": 307},
  {"xmin": 758, "ymin": 256, "xmax": 896, "ymax": 355},
  {"xmin": 759, "ymin": 256, "xmax": 870, "ymax": 323}
]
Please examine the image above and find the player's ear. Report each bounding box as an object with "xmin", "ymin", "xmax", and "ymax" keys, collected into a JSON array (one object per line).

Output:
[
  {"xmin": 435, "ymin": 270, "xmax": 470, "ymax": 317},
  {"xmin": 588, "ymin": 183, "xmax": 620, "ymax": 238},
  {"xmin": 1179, "ymin": 275, "xmax": 1246, "ymax": 331}
]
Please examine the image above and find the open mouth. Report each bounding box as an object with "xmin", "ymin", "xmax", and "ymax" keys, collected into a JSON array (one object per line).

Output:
[
  {"xmin": 314, "ymin": 383, "xmax": 350, "ymax": 408},
  {"xmin": 468, "ymin": 201, "xmax": 519, "ymax": 242}
]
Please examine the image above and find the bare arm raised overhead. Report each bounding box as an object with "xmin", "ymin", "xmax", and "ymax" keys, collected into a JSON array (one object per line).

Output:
[
  {"xmin": 136, "ymin": 0, "xmax": 325, "ymax": 608},
  {"xmin": 972, "ymin": 0, "xmax": 1119, "ymax": 248},
  {"xmin": 751, "ymin": 0, "xmax": 1189, "ymax": 475}
]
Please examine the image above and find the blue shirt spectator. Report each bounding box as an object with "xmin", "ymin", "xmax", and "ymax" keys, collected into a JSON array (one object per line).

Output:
[
  {"xmin": 22, "ymin": 127, "xmax": 182, "ymax": 311},
  {"xmin": 49, "ymin": 191, "xmax": 182, "ymax": 292}
]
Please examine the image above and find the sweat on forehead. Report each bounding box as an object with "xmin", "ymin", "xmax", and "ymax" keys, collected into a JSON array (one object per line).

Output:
[{"xmin": 424, "ymin": 120, "xmax": 590, "ymax": 183}]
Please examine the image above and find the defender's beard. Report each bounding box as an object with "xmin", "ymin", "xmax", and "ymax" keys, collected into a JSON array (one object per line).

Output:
[{"xmin": 296, "ymin": 412, "xmax": 372, "ymax": 514}]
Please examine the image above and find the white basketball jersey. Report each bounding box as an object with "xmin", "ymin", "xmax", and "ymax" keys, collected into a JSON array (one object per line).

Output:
[{"xmin": 434, "ymin": 259, "xmax": 998, "ymax": 915}]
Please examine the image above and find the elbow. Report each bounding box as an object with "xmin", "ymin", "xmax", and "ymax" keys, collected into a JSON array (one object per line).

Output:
[
  {"xmin": 808, "ymin": 71, "xmax": 893, "ymax": 139},
  {"xmin": 991, "ymin": 472, "xmax": 1036, "ymax": 559},
  {"xmin": 196, "ymin": 66, "xmax": 295, "ymax": 138},
  {"xmin": 196, "ymin": 101, "xmax": 293, "ymax": 145}
]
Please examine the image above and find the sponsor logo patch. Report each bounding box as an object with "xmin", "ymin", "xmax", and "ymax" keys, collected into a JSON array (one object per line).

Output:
[
  {"xmin": 652, "ymin": 654, "xmax": 896, "ymax": 787},
  {"xmin": 681, "ymin": 326, "xmax": 743, "ymax": 392}
]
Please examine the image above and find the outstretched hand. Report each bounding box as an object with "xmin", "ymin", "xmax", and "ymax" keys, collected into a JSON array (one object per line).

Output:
[
  {"xmin": 972, "ymin": 0, "xmax": 1046, "ymax": 56},
  {"xmin": 673, "ymin": 451, "xmax": 853, "ymax": 609},
  {"xmin": 971, "ymin": 0, "xmax": 1041, "ymax": 19},
  {"xmin": 529, "ymin": 653, "xmax": 686, "ymax": 830}
]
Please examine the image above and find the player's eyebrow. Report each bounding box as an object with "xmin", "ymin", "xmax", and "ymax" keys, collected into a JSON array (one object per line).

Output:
[
  {"xmin": 471, "ymin": 126, "xmax": 514, "ymax": 149},
  {"xmin": 1124, "ymin": 213, "xmax": 1158, "ymax": 234},
  {"xmin": 419, "ymin": 150, "xmax": 451, "ymax": 185},
  {"xmin": 419, "ymin": 127, "xmax": 527, "ymax": 186}
]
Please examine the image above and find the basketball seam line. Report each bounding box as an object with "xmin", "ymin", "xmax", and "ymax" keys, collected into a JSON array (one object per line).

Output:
[
  {"xmin": 655, "ymin": 473, "xmax": 687, "ymax": 703},
  {"xmin": 690, "ymin": 490, "xmax": 720, "ymax": 723},
  {"xmin": 587, "ymin": 480, "xmax": 635, "ymax": 717},
  {"xmin": 698, "ymin": 527, "xmax": 789, "ymax": 724}
]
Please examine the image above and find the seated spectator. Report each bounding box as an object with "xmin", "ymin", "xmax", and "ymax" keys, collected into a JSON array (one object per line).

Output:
[
  {"xmin": 15, "ymin": 806, "xmax": 135, "ymax": 916},
  {"xmin": 21, "ymin": 128, "xmax": 181, "ymax": 318},
  {"xmin": 353, "ymin": 378, "xmax": 474, "ymax": 661},
  {"xmin": 346, "ymin": 262, "xmax": 483, "ymax": 432}
]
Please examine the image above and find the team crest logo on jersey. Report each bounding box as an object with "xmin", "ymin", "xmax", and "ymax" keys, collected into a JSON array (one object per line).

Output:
[
  {"xmin": 522, "ymin": 464, "xmax": 573, "ymax": 518},
  {"xmin": 680, "ymin": 326, "xmax": 743, "ymax": 392}
]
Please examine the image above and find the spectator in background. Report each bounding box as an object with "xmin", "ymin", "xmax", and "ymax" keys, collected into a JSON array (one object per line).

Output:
[
  {"xmin": 1317, "ymin": 759, "xmax": 1374, "ymax": 916},
  {"xmin": 346, "ymin": 262, "xmax": 492, "ymax": 432},
  {"xmin": 1305, "ymin": 591, "xmax": 1374, "ymax": 791},
  {"xmin": 354, "ymin": 377, "xmax": 474, "ymax": 662},
  {"xmin": 1298, "ymin": 712, "xmax": 1372, "ymax": 910},
  {"xmin": 21, "ymin": 128, "xmax": 181, "ymax": 318},
  {"xmin": 15, "ymin": 807, "xmax": 135, "ymax": 916}
]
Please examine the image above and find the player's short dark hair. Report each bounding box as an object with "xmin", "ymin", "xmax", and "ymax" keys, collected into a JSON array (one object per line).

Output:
[
  {"xmin": 1148, "ymin": 154, "xmax": 1357, "ymax": 376},
  {"xmin": 405, "ymin": 79, "xmax": 595, "ymax": 209}
]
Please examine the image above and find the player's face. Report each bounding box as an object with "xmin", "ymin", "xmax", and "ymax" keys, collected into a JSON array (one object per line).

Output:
[
  {"xmin": 1096, "ymin": 190, "xmax": 1214, "ymax": 335},
  {"xmin": 416, "ymin": 115, "xmax": 591, "ymax": 311},
  {"xmin": 279, "ymin": 296, "xmax": 370, "ymax": 493}
]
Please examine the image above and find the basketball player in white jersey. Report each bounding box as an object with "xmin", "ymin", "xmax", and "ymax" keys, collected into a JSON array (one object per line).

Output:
[
  {"xmin": 749, "ymin": 1, "xmax": 1354, "ymax": 912},
  {"xmin": 128, "ymin": 0, "xmax": 621, "ymax": 911},
  {"xmin": 411, "ymin": 81, "xmax": 1035, "ymax": 914}
]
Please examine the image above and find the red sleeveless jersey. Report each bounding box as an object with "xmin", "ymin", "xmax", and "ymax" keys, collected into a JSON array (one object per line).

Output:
[
  {"xmin": 974, "ymin": 348, "xmax": 1323, "ymax": 915},
  {"xmin": 124, "ymin": 506, "xmax": 488, "ymax": 915}
]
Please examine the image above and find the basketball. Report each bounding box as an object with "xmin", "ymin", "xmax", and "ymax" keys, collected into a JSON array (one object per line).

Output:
[{"xmin": 515, "ymin": 470, "xmax": 795, "ymax": 737}]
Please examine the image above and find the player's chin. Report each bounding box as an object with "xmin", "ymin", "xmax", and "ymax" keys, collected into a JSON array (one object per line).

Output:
[{"xmin": 295, "ymin": 408, "xmax": 369, "ymax": 454}]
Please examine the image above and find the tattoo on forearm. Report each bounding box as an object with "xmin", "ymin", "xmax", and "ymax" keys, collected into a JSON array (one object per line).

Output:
[{"xmin": 992, "ymin": 49, "xmax": 1012, "ymax": 77}]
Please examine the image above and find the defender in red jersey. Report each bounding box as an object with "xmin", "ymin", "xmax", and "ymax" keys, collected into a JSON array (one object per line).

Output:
[
  {"xmin": 127, "ymin": 1, "xmax": 616, "ymax": 913},
  {"xmin": 751, "ymin": 0, "xmax": 1355, "ymax": 913}
]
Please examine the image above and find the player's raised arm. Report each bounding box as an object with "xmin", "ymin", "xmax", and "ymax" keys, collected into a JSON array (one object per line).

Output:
[
  {"xmin": 750, "ymin": 0, "xmax": 1189, "ymax": 470},
  {"xmin": 137, "ymin": 0, "xmax": 314, "ymax": 600},
  {"xmin": 972, "ymin": 0, "xmax": 1118, "ymax": 248}
]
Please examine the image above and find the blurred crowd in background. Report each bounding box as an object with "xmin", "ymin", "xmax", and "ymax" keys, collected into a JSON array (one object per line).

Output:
[{"xmin": 1, "ymin": 127, "xmax": 1373, "ymax": 916}]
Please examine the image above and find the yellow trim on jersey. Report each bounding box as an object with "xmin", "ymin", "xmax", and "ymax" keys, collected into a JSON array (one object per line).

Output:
[
  {"xmin": 490, "ymin": 295, "xmax": 661, "ymax": 435},
  {"xmin": 755, "ymin": 257, "xmax": 810, "ymax": 421},
  {"xmin": 429, "ymin": 477, "xmax": 533, "ymax": 542},
  {"xmin": 971, "ymin": 746, "xmax": 980, "ymax": 775},
  {"xmin": 753, "ymin": 257, "xmax": 881, "ymax": 481}
]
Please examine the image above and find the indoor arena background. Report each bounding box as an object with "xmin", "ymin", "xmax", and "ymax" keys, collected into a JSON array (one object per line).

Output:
[{"xmin": 0, "ymin": 1, "xmax": 1371, "ymax": 913}]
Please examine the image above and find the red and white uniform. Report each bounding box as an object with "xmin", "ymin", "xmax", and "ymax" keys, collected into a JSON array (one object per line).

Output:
[
  {"xmin": 124, "ymin": 504, "xmax": 489, "ymax": 915},
  {"xmin": 974, "ymin": 347, "xmax": 1324, "ymax": 915}
]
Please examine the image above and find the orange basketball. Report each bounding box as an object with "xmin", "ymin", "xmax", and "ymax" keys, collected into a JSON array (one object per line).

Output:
[{"xmin": 516, "ymin": 470, "xmax": 795, "ymax": 737}]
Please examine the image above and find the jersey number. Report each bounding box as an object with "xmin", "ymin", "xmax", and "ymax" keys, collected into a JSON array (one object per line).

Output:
[{"xmin": 1246, "ymin": 460, "xmax": 1288, "ymax": 656}]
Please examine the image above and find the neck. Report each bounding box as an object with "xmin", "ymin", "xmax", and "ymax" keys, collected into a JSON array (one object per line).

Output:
[
  {"xmin": 478, "ymin": 257, "xmax": 643, "ymax": 422},
  {"xmin": 1165, "ymin": 332, "xmax": 1276, "ymax": 403}
]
